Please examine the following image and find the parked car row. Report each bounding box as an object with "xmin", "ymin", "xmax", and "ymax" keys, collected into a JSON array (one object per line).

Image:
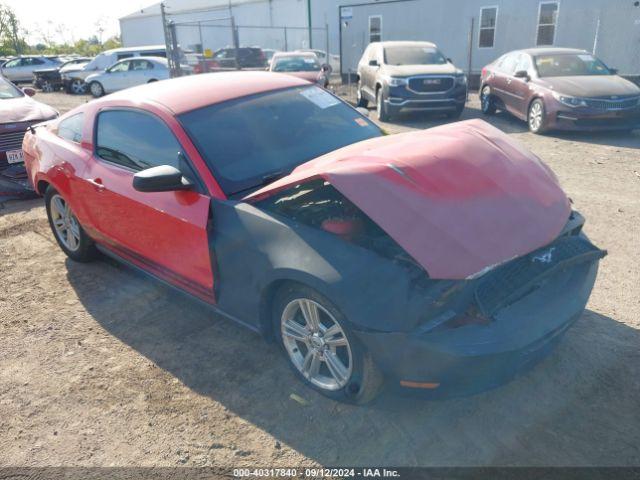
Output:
[{"xmin": 355, "ymin": 41, "xmax": 640, "ymax": 133}]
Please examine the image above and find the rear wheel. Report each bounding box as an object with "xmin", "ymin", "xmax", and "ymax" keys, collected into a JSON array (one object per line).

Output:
[
  {"xmin": 45, "ymin": 187, "xmax": 97, "ymax": 262},
  {"xmin": 274, "ymin": 284, "xmax": 383, "ymax": 404},
  {"xmin": 480, "ymin": 85, "xmax": 497, "ymax": 115},
  {"xmin": 89, "ymin": 81, "xmax": 104, "ymax": 98},
  {"xmin": 528, "ymin": 99, "xmax": 547, "ymax": 134},
  {"xmin": 69, "ymin": 79, "xmax": 86, "ymax": 95}
]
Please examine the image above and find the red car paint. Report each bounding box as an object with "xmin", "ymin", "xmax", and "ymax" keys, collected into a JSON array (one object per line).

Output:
[{"xmin": 250, "ymin": 119, "xmax": 570, "ymax": 279}]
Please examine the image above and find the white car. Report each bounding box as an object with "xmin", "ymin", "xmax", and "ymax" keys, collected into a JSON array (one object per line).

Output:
[
  {"xmin": 85, "ymin": 57, "xmax": 174, "ymax": 97},
  {"xmin": 1, "ymin": 56, "xmax": 63, "ymax": 83},
  {"xmin": 295, "ymin": 49, "xmax": 340, "ymax": 73}
]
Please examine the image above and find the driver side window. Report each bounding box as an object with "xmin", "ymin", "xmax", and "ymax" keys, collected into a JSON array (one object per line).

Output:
[
  {"xmin": 96, "ymin": 110, "xmax": 183, "ymax": 171},
  {"xmin": 109, "ymin": 61, "xmax": 130, "ymax": 73}
]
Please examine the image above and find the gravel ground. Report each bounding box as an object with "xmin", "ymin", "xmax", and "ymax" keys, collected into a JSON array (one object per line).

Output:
[{"xmin": 0, "ymin": 88, "xmax": 639, "ymax": 467}]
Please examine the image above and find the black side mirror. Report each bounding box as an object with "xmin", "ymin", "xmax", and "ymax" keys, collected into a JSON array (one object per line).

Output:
[
  {"xmin": 446, "ymin": 57, "xmax": 453, "ymax": 63},
  {"xmin": 609, "ymin": 68, "xmax": 619, "ymax": 75},
  {"xmin": 514, "ymin": 70, "xmax": 530, "ymax": 80},
  {"xmin": 368, "ymin": 59, "xmax": 379, "ymax": 67},
  {"xmin": 133, "ymin": 165, "xmax": 192, "ymax": 193}
]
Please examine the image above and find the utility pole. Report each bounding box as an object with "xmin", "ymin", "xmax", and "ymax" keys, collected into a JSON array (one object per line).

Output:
[{"xmin": 307, "ymin": 0, "xmax": 312, "ymax": 48}]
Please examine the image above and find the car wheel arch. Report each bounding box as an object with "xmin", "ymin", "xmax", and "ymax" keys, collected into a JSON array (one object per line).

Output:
[
  {"xmin": 36, "ymin": 178, "xmax": 50, "ymax": 196},
  {"xmin": 258, "ymin": 274, "xmax": 336, "ymax": 341}
]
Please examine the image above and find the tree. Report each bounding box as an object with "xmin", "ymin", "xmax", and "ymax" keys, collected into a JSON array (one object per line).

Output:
[{"xmin": 0, "ymin": 3, "xmax": 27, "ymax": 55}]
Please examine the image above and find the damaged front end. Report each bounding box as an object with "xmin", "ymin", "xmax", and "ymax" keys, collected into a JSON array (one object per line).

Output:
[{"xmin": 250, "ymin": 179, "xmax": 605, "ymax": 396}]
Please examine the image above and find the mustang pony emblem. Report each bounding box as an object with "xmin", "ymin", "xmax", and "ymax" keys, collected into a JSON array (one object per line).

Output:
[{"xmin": 532, "ymin": 247, "xmax": 556, "ymax": 264}]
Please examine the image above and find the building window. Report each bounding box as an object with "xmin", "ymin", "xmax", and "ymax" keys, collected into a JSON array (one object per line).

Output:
[
  {"xmin": 369, "ymin": 15, "xmax": 382, "ymax": 43},
  {"xmin": 536, "ymin": 2, "xmax": 559, "ymax": 46},
  {"xmin": 479, "ymin": 6, "xmax": 498, "ymax": 48}
]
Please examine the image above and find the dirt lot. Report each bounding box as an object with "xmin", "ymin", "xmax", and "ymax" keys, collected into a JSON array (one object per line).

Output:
[{"xmin": 1, "ymin": 89, "xmax": 639, "ymax": 467}]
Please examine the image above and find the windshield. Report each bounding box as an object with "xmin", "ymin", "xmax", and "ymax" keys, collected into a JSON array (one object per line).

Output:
[
  {"xmin": 384, "ymin": 46, "xmax": 447, "ymax": 66},
  {"xmin": 272, "ymin": 56, "xmax": 320, "ymax": 72},
  {"xmin": 179, "ymin": 86, "xmax": 382, "ymax": 196},
  {"xmin": 534, "ymin": 53, "xmax": 611, "ymax": 77},
  {"xmin": 0, "ymin": 77, "xmax": 23, "ymax": 99}
]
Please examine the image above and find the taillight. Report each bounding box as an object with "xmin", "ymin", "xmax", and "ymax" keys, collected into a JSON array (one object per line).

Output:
[{"xmin": 481, "ymin": 67, "xmax": 487, "ymax": 78}]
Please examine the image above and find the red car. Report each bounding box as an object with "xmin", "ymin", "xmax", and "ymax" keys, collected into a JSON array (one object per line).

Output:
[
  {"xmin": 23, "ymin": 72, "xmax": 605, "ymax": 403},
  {"xmin": 480, "ymin": 48, "xmax": 640, "ymax": 133}
]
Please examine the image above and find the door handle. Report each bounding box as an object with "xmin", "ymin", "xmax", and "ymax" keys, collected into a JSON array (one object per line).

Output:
[{"xmin": 87, "ymin": 178, "xmax": 105, "ymax": 191}]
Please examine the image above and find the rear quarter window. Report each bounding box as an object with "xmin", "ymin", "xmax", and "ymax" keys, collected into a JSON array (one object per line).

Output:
[{"xmin": 57, "ymin": 113, "xmax": 84, "ymax": 143}]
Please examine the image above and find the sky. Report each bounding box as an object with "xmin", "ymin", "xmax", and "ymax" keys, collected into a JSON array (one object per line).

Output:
[{"xmin": 3, "ymin": 0, "xmax": 151, "ymax": 44}]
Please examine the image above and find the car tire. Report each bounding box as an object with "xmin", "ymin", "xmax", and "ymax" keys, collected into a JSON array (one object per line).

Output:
[
  {"xmin": 356, "ymin": 80, "xmax": 368, "ymax": 108},
  {"xmin": 528, "ymin": 98, "xmax": 548, "ymax": 134},
  {"xmin": 89, "ymin": 81, "xmax": 104, "ymax": 98},
  {"xmin": 273, "ymin": 283, "xmax": 383, "ymax": 404},
  {"xmin": 45, "ymin": 187, "xmax": 97, "ymax": 263},
  {"xmin": 41, "ymin": 80, "xmax": 54, "ymax": 93},
  {"xmin": 480, "ymin": 85, "xmax": 497, "ymax": 115},
  {"xmin": 69, "ymin": 79, "xmax": 86, "ymax": 95},
  {"xmin": 376, "ymin": 89, "xmax": 390, "ymax": 122}
]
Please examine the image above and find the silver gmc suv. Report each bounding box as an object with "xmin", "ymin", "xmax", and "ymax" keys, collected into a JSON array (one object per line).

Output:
[{"xmin": 356, "ymin": 41, "xmax": 467, "ymax": 121}]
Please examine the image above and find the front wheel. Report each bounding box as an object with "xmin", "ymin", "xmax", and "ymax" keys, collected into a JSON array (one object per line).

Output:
[
  {"xmin": 356, "ymin": 80, "xmax": 368, "ymax": 108},
  {"xmin": 376, "ymin": 89, "xmax": 391, "ymax": 122},
  {"xmin": 528, "ymin": 98, "xmax": 548, "ymax": 134},
  {"xmin": 274, "ymin": 284, "xmax": 383, "ymax": 404},
  {"xmin": 45, "ymin": 187, "xmax": 97, "ymax": 262},
  {"xmin": 41, "ymin": 80, "xmax": 55, "ymax": 93},
  {"xmin": 89, "ymin": 81, "xmax": 104, "ymax": 98}
]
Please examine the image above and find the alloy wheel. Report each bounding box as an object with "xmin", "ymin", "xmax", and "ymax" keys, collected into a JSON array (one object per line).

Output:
[
  {"xmin": 281, "ymin": 298, "xmax": 353, "ymax": 391},
  {"xmin": 49, "ymin": 194, "xmax": 81, "ymax": 252},
  {"xmin": 42, "ymin": 80, "xmax": 54, "ymax": 93},
  {"xmin": 70, "ymin": 80, "xmax": 85, "ymax": 95},
  {"xmin": 481, "ymin": 87, "xmax": 491, "ymax": 111},
  {"xmin": 529, "ymin": 101, "xmax": 544, "ymax": 132},
  {"xmin": 90, "ymin": 82, "xmax": 103, "ymax": 97}
]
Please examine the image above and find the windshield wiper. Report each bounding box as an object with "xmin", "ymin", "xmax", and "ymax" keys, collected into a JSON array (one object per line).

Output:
[{"xmin": 228, "ymin": 170, "xmax": 290, "ymax": 198}]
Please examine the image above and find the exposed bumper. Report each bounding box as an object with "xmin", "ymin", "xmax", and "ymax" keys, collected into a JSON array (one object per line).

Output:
[{"xmin": 353, "ymin": 254, "xmax": 600, "ymax": 398}]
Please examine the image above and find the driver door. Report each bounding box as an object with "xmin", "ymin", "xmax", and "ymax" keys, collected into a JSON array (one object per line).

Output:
[
  {"xmin": 104, "ymin": 60, "xmax": 132, "ymax": 92},
  {"xmin": 83, "ymin": 108, "xmax": 215, "ymax": 301}
]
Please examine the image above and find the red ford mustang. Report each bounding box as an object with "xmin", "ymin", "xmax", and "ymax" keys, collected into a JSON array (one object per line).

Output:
[{"xmin": 23, "ymin": 72, "xmax": 605, "ymax": 403}]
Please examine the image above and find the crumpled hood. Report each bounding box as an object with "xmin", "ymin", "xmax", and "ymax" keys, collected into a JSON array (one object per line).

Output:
[
  {"xmin": 538, "ymin": 75, "xmax": 640, "ymax": 97},
  {"xmin": 249, "ymin": 119, "xmax": 570, "ymax": 280},
  {"xmin": 0, "ymin": 95, "xmax": 58, "ymax": 123}
]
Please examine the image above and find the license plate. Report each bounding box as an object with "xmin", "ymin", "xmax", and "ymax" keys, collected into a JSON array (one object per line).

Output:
[
  {"xmin": 424, "ymin": 79, "xmax": 441, "ymax": 85},
  {"xmin": 6, "ymin": 149, "xmax": 24, "ymax": 164}
]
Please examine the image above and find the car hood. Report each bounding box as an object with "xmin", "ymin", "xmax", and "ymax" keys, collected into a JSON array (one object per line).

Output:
[
  {"xmin": 248, "ymin": 119, "xmax": 570, "ymax": 279},
  {"xmin": 0, "ymin": 95, "xmax": 58, "ymax": 123},
  {"xmin": 60, "ymin": 63, "xmax": 89, "ymax": 73},
  {"xmin": 381, "ymin": 63, "xmax": 460, "ymax": 77},
  {"xmin": 538, "ymin": 75, "xmax": 640, "ymax": 97}
]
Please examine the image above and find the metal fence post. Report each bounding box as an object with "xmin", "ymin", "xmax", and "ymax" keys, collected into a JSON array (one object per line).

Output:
[{"xmin": 168, "ymin": 21, "xmax": 182, "ymax": 77}]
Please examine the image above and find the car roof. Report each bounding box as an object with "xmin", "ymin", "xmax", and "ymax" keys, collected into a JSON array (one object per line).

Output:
[
  {"xmin": 102, "ymin": 71, "xmax": 308, "ymax": 114},
  {"xmin": 375, "ymin": 41, "xmax": 438, "ymax": 48},
  {"xmin": 514, "ymin": 47, "xmax": 590, "ymax": 56},
  {"xmin": 273, "ymin": 52, "xmax": 317, "ymax": 59},
  {"xmin": 102, "ymin": 44, "xmax": 166, "ymax": 54}
]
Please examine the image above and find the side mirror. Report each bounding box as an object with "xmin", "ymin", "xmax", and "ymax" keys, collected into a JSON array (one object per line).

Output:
[
  {"xmin": 321, "ymin": 63, "xmax": 331, "ymax": 73},
  {"xmin": 609, "ymin": 67, "xmax": 619, "ymax": 75},
  {"xmin": 23, "ymin": 87, "xmax": 36, "ymax": 97},
  {"xmin": 356, "ymin": 107, "xmax": 369, "ymax": 117},
  {"xmin": 368, "ymin": 59, "xmax": 379, "ymax": 67},
  {"xmin": 133, "ymin": 165, "xmax": 192, "ymax": 193},
  {"xmin": 514, "ymin": 70, "xmax": 530, "ymax": 80},
  {"xmin": 446, "ymin": 57, "xmax": 453, "ymax": 63}
]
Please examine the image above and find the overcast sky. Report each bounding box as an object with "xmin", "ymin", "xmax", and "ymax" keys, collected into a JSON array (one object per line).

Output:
[{"xmin": 3, "ymin": 0, "xmax": 151, "ymax": 44}]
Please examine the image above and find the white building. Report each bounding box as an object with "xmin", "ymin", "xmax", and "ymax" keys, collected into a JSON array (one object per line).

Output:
[{"xmin": 120, "ymin": 0, "xmax": 640, "ymax": 79}]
